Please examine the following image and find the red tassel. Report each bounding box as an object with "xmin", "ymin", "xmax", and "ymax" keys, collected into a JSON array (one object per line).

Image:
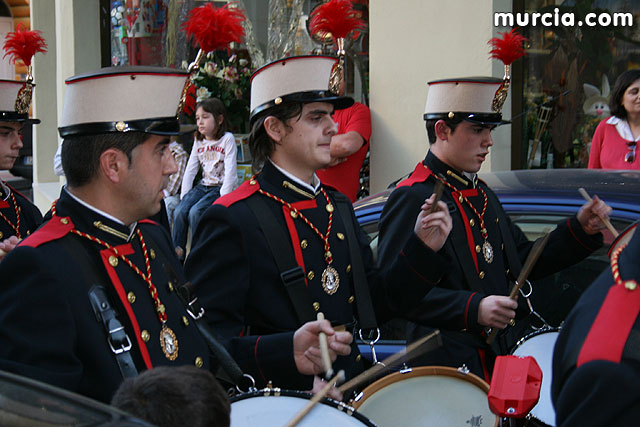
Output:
[
  {"xmin": 488, "ymin": 28, "xmax": 527, "ymax": 66},
  {"xmin": 309, "ymin": 0, "xmax": 365, "ymax": 40},
  {"xmin": 183, "ymin": 3, "xmax": 245, "ymax": 53},
  {"xmin": 3, "ymin": 23, "xmax": 47, "ymax": 67}
]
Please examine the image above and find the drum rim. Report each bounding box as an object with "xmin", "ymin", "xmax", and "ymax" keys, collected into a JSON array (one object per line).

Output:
[
  {"xmin": 510, "ymin": 326, "xmax": 560, "ymax": 354},
  {"xmin": 352, "ymin": 365, "xmax": 490, "ymax": 408},
  {"xmin": 230, "ymin": 388, "xmax": 376, "ymax": 426}
]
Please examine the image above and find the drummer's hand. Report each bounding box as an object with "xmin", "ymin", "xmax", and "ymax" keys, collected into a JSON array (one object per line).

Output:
[
  {"xmin": 310, "ymin": 375, "xmax": 343, "ymax": 401},
  {"xmin": 478, "ymin": 295, "xmax": 517, "ymax": 329},
  {"xmin": 577, "ymin": 195, "xmax": 612, "ymax": 235},
  {"xmin": 0, "ymin": 236, "xmax": 20, "ymax": 261},
  {"xmin": 293, "ymin": 320, "xmax": 353, "ymax": 375},
  {"xmin": 413, "ymin": 194, "xmax": 452, "ymax": 252}
]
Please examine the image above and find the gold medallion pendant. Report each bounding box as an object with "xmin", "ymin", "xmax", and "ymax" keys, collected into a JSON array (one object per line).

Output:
[
  {"xmin": 482, "ymin": 240, "xmax": 494, "ymax": 264},
  {"xmin": 160, "ymin": 325, "xmax": 179, "ymax": 361},
  {"xmin": 322, "ymin": 265, "xmax": 340, "ymax": 295}
]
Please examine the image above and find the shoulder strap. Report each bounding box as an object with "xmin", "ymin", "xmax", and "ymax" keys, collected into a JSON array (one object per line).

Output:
[
  {"xmin": 58, "ymin": 235, "xmax": 138, "ymax": 378},
  {"xmin": 333, "ymin": 195, "xmax": 378, "ymax": 330},
  {"xmin": 483, "ymin": 187, "xmax": 523, "ymax": 276},
  {"xmin": 245, "ymin": 195, "xmax": 316, "ymax": 324}
]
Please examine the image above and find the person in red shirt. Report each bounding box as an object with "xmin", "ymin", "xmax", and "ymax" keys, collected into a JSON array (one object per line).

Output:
[{"xmin": 317, "ymin": 75, "xmax": 371, "ymax": 202}]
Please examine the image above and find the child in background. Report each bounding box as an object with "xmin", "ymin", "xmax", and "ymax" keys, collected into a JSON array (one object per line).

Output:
[{"xmin": 173, "ymin": 98, "xmax": 237, "ymax": 260}]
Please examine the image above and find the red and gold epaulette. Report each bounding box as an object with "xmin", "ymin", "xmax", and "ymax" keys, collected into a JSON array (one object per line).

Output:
[
  {"xmin": 396, "ymin": 163, "xmax": 432, "ymax": 188},
  {"xmin": 20, "ymin": 215, "xmax": 74, "ymax": 248},
  {"xmin": 215, "ymin": 179, "xmax": 260, "ymax": 207}
]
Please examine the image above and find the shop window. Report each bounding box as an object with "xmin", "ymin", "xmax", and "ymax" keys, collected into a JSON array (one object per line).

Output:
[{"xmin": 514, "ymin": 0, "xmax": 640, "ymax": 169}]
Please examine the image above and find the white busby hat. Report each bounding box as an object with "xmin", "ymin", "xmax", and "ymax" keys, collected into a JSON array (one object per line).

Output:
[
  {"xmin": 423, "ymin": 77, "xmax": 510, "ymax": 126},
  {"xmin": 0, "ymin": 79, "xmax": 40, "ymax": 124},
  {"xmin": 249, "ymin": 55, "xmax": 353, "ymax": 122},
  {"xmin": 58, "ymin": 67, "xmax": 190, "ymax": 138}
]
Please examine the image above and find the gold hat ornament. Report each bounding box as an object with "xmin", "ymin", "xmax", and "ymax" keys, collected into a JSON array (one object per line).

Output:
[
  {"xmin": 309, "ymin": 0, "xmax": 365, "ymax": 94},
  {"xmin": 1, "ymin": 23, "xmax": 47, "ymax": 122}
]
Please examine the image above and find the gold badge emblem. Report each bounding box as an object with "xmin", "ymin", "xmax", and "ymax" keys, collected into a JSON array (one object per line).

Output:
[
  {"xmin": 321, "ymin": 265, "xmax": 340, "ymax": 295},
  {"xmin": 160, "ymin": 325, "xmax": 179, "ymax": 361}
]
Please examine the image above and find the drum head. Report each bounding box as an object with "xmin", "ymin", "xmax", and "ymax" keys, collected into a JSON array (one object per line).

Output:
[
  {"xmin": 353, "ymin": 366, "xmax": 497, "ymax": 427},
  {"xmin": 511, "ymin": 328, "xmax": 560, "ymax": 426},
  {"xmin": 230, "ymin": 389, "xmax": 374, "ymax": 427}
]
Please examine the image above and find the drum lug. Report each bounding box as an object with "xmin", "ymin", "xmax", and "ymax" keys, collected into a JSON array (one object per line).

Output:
[{"xmin": 457, "ymin": 364, "xmax": 470, "ymax": 375}]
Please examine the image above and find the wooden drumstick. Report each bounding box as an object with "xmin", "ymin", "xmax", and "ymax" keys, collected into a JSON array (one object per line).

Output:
[
  {"xmin": 285, "ymin": 370, "xmax": 345, "ymax": 427},
  {"xmin": 578, "ymin": 188, "xmax": 618, "ymax": 237},
  {"xmin": 486, "ymin": 233, "xmax": 551, "ymax": 345},
  {"xmin": 317, "ymin": 312, "xmax": 334, "ymax": 380},
  {"xmin": 337, "ymin": 330, "xmax": 441, "ymax": 393},
  {"xmin": 429, "ymin": 180, "xmax": 445, "ymax": 214}
]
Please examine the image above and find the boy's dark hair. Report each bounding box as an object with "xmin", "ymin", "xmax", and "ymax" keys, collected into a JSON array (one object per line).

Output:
[
  {"xmin": 425, "ymin": 116, "xmax": 464, "ymax": 144},
  {"xmin": 610, "ymin": 69, "xmax": 640, "ymax": 119},
  {"xmin": 248, "ymin": 102, "xmax": 304, "ymax": 173},
  {"xmin": 111, "ymin": 366, "xmax": 230, "ymax": 427},
  {"xmin": 195, "ymin": 98, "xmax": 229, "ymax": 141},
  {"xmin": 61, "ymin": 132, "xmax": 149, "ymax": 188}
]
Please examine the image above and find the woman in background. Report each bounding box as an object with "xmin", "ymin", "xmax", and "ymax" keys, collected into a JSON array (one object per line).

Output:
[{"xmin": 589, "ymin": 69, "xmax": 640, "ymax": 170}]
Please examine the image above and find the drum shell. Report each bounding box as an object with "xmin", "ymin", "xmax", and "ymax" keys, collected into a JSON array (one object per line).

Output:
[{"xmin": 352, "ymin": 366, "xmax": 498, "ymax": 427}]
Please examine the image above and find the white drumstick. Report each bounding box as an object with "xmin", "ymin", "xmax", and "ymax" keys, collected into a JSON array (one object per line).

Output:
[{"xmin": 317, "ymin": 312, "xmax": 334, "ymax": 379}]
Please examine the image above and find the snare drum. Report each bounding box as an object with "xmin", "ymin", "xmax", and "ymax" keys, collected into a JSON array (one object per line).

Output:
[
  {"xmin": 510, "ymin": 328, "xmax": 560, "ymax": 427},
  {"xmin": 352, "ymin": 366, "xmax": 498, "ymax": 427},
  {"xmin": 230, "ymin": 388, "xmax": 374, "ymax": 427}
]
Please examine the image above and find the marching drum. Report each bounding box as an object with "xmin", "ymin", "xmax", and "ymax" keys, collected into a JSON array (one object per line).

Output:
[
  {"xmin": 510, "ymin": 328, "xmax": 560, "ymax": 426},
  {"xmin": 352, "ymin": 366, "xmax": 498, "ymax": 427},
  {"xmin": 230, "ymin": 388, "xmax": 375, "ymax": 427}
]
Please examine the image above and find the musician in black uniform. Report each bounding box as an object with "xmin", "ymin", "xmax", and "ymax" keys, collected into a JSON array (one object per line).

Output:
[
  {"xmin": 185, "ymin": 55, "xmax": 453, "ymax": 396},
  {"xmin": 0, "ymin": 80, "xmax": 43, "ymax": 257},
  {"xmin": 377, "ymin": 76, "xmax": 612, "ymax": 381},
  {"xmin": 552, "ymin": 221, "xmax": 640, "ymax": 426}
]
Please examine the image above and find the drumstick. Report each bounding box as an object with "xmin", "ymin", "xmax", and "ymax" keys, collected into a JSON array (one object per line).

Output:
[
  {"xmin": 486, "ymin": 233, "xmax": 551, "ymax": 345},
  {"xmin": 578, "ymin": 188, "xmax": 618, "ymax": 237},
  {"xmin": 429, "ymin": 180, "xmax": 445, "ymax": 213},
  {"xmin": 337, "ymin": 330, "xmax": 441, "ymax": 393},
  {"xmin": 316, "ymin": 312, "xmax": 334, "ymax": 380},
  {"xmin": 284, "ymin": 370, "xmax": 345, "ymax": 427}
]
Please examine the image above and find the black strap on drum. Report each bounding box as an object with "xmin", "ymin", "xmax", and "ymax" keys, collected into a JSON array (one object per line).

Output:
[
  {"xmin": 88, "ymin": 285, "xmax": 138, "ymax": 378},
  {"xmin": 59, "ymin": 235, "xmax": 138, "ymax": 379},
  {"xmin": 246, "ymin": 195, "xmax": 316, "ymax": 323},
  {"xmin": 333, "ymin": 195, "xmax": 378, "ymax": 331}
]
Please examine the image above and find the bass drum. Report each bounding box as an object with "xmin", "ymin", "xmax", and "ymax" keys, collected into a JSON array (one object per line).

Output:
[
  {"xmin": 230, "ymin": 388, "xmax": 375, "ymax": 427},
  {"xmin": 352, "ymin": 366, "xmax": 498, "ymax": 427},
  {"xmin": 510, "ymin": 328, "xmax": 560, "ymax": 427}
]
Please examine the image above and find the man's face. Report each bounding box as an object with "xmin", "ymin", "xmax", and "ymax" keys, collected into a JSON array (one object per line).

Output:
[
  {"xmin": 272, "ymin": 102, "xmax": 338, "ymax": 177},
  {"xmin": 123, "ymin": 134, "xmax": 177, "ymax": 220},
  {"xmin": 437, "ymin": 120, "xmax": 495, "ymax": 173},
  {"xmin": 0, "ymin": 122, "xmax": 23, "ymax": 171}
]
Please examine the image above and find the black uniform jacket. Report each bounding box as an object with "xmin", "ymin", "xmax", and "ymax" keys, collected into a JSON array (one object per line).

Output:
[
  {"xmin": 0, "ymin": 180, "xmax": 42, "ymax": 240},
  {"xmin": 0, "ymin": 188, "xmax": 210, "ymax": 403},
  {"xmin": 552, "ymin": 221, "xmax": 640, "ymax": 426},
  {"xmin": 378, "ymin": 152, "xmax": 602, "ymax": 380},
  {"xmin": 185, "ymin": 161, "xmax": 447, "ymax": 391}
]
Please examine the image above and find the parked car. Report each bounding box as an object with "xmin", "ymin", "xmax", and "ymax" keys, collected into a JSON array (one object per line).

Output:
[
  {"xmin": 0, "ymin": 369, "xmax": 153, "ymax": 426},
  {"xmin": 354, "ymin": 168, "xmax": 640, "ymax": 360}
]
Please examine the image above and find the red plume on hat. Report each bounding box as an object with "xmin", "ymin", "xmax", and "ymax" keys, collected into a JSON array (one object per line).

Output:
[
  {"xmin": 309, "ymin": 0, "xmax": 365, "ymax": 95},
  {"xmin": 488, "ymin": 28, "xmax": 527, "ymax": 113},
  {"xmin": 177, "ymin": 3, "xmax": 246, "ymax": 116},
  {"xmin": 488, "ymin": 28, "xmax": 527, "ymax": 66},
  {"xmin": 183, "ymin": 2, "xmax": 245, "ymax": 53},
  {"xmin": 309, "ymin": 0, "xmax": 365, "ymax": 43},
  {"xmin": 3, "ymin": 23, "xmax": 47, "ymax": 68}
]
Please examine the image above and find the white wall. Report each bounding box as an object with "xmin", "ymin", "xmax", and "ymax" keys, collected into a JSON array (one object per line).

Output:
[
  {"xmin": 369, "ymin": 0, "xmax": 512, "ymax": 193},
  {"xmin": 32, "ymin": 0, "xmax": 102, "ymax": 212}
]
